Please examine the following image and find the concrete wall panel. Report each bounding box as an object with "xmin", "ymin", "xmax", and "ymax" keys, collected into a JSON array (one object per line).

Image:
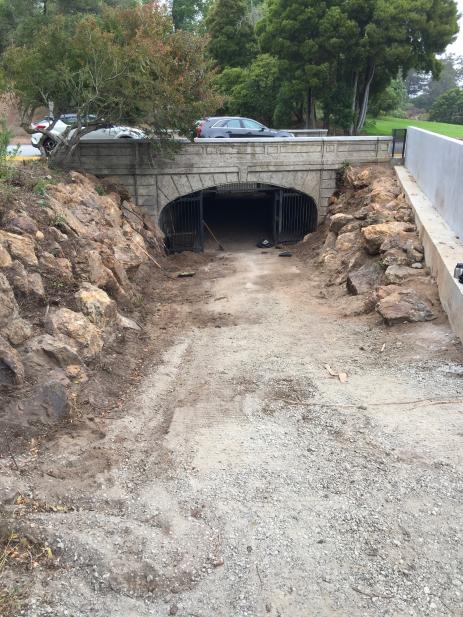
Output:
[{"xmin": 405, "ymin": 127, "xmax": 463, "ymax": 239}]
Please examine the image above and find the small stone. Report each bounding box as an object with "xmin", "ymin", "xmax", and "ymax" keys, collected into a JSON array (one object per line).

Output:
[
  {"xmin": 411, "ymin": 262, "xmax": 423, "ymax": 269},
  {"xmin": 36, "ymin": 230, "xmax": 44, "ymax": 241},
  {"xmin": 169, "ymin": 604, "xmax": 178, "ymax": 615}
]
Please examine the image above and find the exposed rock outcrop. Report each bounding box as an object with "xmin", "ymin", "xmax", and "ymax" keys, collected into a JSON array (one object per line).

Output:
[
  {"xmin": 0, "ymin": 167, "xmax": 165, "ymax": 433},
  {"xmin": 312, "ymin": 165, "xmax": 440, "ymax": 326}
]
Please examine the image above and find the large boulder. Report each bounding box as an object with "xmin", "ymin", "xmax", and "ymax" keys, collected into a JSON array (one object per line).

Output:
[
  {"xmin": 25, "ymin": 334, "xmax": 82, "ymax": 370},
  {"xmin": 381, "ymin": 248, "xmax": 411, "ymax": 267},
  {"xmin": 75, "ymin": 283, "xmax": 117, "ymax": 326},
  {"xmin": 113, "ymin": 230, "xmax": 147, "ymax": 270},
  {"xmin": 361, "ymin": 222, "xmax": 416, "ymax": 255},
  {"xmin": 0, "ymin": 335, "xmax": 24, "ymax": 386},
  {"xmin": 384, "ymin": 265, "xmax": 426, "ymax": 285},
  {"xmin": 84, "ymin": 250, "xmax": 130, "ymax": 303},
  {"xmin": 335, "ymin": 230, "xmax": 365, "ymax": 253},
  {"xmin": 0, "ymin": 231, "xmax": 38, "ymax": 266},
  {"xmin": 0, "ymin": 272, "xmax": 19, "ymax": 328},
  {"xmin": 46, "ymin": 308, "xmax": 103, "ymax": 361},
  {"xmin": 376, "ymin": 289, "xmax": 435, "ymax": 324},
  {"xmin": 369, "ymin": 177, "xmax": 400, "ymax": 205},
  {"xmin": 347, "ymin": 262, "xmax": 384, "ymax": 295},
  {"xmin": 39, "ymin": 252, "xmax": 73, "ymax": 282},
  {"xmin": 329, "ymin": 213, "xmax": 354, "ymax": 234},
  {"xmin": 7, "ymin": 261, "xmax": 46, "ymax": 301},
  {"xmin": 5, "ymin": 378, "xmax": 70, "ymax": 426},
  {"xmin": 4, "ymin": 211, "xmax": 38, "ymax": 235},
  {"xmin": 4, "ymin": 318, "xmax": 33, "ymax": 346}
]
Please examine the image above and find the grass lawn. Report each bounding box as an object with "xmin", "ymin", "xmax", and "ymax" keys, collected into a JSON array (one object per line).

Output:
[{"xmin": 362, "ymin": 116, "xmax": 463, "ymax": 139}]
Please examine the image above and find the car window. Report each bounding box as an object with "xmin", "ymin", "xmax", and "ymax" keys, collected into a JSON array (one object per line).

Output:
[
  {"xmin": 225, "ymin": 119, "xmax": 242, "ymax": 128},
  {"xmin": 212, "ymin": 119, "xmax": 229, "ymax": 127},
  {"xmin": 242, "ymin": 119, "xmax": 265, "ymax": 129}
]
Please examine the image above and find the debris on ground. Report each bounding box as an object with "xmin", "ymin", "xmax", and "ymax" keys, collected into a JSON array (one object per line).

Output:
[{"xmin": 177, "ymin": 271, "xmax": 196, "ymax": 278}]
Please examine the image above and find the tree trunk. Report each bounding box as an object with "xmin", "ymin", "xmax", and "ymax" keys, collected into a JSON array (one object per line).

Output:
[
  {"xmin": 355, "ymin": 64, "xmax": 375, "ymax": 134},
  {"xmin": 306, "ymin": 89, "xmax": 316, "ymax": 129},
  {"xmin": 349, "ymin": 72, "xmax": 358, "ymax": 136},
  {"xmin": 305, "ymin": 89, "xmax": 311, "ymax": 129}
]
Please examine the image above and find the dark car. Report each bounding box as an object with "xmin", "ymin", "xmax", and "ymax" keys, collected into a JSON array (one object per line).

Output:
[{"xmin": 195, "ymin": 116, "xmax": 294, "ymax": 139}]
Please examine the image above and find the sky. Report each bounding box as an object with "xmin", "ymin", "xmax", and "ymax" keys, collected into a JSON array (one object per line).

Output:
[{"xmin": 446, "ymin": 0, "xmax": 463, "ymax": 55}]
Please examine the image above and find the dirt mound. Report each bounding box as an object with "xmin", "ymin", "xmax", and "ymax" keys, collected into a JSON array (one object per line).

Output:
[
  {"xmin": 0, "ymin": 163, "xmax": 171, "ymax": 446},
  {"xmin": 295, "ymin": 164, "xmax": 443, "ymax": 324}
]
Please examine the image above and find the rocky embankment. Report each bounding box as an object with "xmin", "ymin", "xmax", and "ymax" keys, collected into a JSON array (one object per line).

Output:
[
  {"xmin": 0, "ymin": 168, "xmax": 163, "ymax": 437},
  {"xmin": 314, "ymin": 165, "xmax": 441, "ymax": 323}
]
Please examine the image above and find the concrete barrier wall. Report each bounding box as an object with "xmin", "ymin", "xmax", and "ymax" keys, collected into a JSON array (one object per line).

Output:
[{"xmin": 405, "ymin": 127, "xmax": 463, "ymax": 239}]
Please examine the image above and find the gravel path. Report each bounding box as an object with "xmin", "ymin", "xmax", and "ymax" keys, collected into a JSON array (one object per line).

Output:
[{"xmin": 4, "ymin": 249, "xmax": 463, "ymax": 616}]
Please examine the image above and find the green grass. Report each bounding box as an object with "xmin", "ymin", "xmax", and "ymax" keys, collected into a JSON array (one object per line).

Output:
[{"xmin": 362, "ymin": 116, "xmax": 463, "ymax": 139}]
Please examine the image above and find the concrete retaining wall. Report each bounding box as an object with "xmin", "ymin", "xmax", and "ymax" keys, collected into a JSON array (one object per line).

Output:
[
  {"xmin": 405, "ymin": 127, "xmax": 463, "ymax": 239},
  {"xmin": 395, "ymin": 166, "xmax": 463, "ymax": 343},
  {"xmin": 58, "ymin": 136, "xmax": 391, "ymax": 223}
]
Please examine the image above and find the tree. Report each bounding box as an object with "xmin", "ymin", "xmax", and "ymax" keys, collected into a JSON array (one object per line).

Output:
[
  {"xmin": 369, "ymin": 70, "xmax": 408, "ymax": 117},
  {"xmin": 413, "ymin": 55, "xmax": 463, "ymax": 110},
  {"xmin": 257, "ymin": 0, "xmax": 459, "ymax": 133},
  {"xmin": 2, "ymin": 5, "xmax": 222, "ymax": 156},
  {"xmin": 216, "ymin": 54, "xmax": 281, "ymax": 125},
  {"xmin": 206, "ymin": 0, "xmax": 257, "ymax": 69},
  {"xmin": 429, "ymin": 87, "xmax": 463, "ymax": 123},
  {"xmin": 170, "ymin": 0, "xmax": 212, "ymax": 31}
]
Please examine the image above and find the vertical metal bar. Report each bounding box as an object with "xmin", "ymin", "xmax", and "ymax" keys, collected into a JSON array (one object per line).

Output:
[
  {"xmin": 199, "ymin": 192, "xmax": 204, "ymax": 252},
  {"xmin": 402, "ymin": 129, "xmax": 407, "ymax": 159},
  {"xmin": 273, "ymin": 190, "xmax": 278, "ymax": 243}
]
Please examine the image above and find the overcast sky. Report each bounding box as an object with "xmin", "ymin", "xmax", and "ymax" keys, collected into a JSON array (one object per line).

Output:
[{"xmin": 446, "ymin": 0, "xmax": 463, "ymax": 55}]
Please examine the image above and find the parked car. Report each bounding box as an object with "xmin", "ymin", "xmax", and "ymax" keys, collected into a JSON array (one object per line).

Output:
[
  {"xmin": 195, "ymin": 116, "xmax": 294, "ymax": 139},
  {"xmin": 31, "ymin": 116, "xmax": 145, "ymax": 154}
]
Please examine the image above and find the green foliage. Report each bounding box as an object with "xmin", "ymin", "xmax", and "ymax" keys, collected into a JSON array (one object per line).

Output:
[
  {"xmin": 0, "ymin": 118, "xmax": 14, "ymax": 181},
  {"xmin": 170, "ymin": 0, "xmax": 212, "ymax": 31},
  {"xmin": 2, "ymin": 5, "xmax": 222, "ymax": 152},
  {"xmin": 206, "ymin": 0, "xmax": 257, "ymax": 69},
  {"xmin": 216, "ymin": 54, "xmax": 281, "ymax": 124},
  {"xmin": 429, "ymin": 88, "xmax": 463, "ymax": 124},
  {"xmin": 255, "ymin": 0, "xmax": 459, "ymax": 132},
  {"xmin": 413, "ymin": 55, "xmax": 463, "ymax": 110},
  {"xmin": 370, "ymin": 71, "xmax": 409, "ymax": 117}
]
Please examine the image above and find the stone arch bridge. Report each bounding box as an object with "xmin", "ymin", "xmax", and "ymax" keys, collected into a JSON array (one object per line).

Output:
[{"xmin": 61, "ymin": 137, "xmax": 391, "ymax": 225}]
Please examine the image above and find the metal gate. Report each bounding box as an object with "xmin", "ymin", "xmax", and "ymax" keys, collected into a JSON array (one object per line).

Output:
[
  {"xmin": 160, "ymin": 193, "xmax": 204, "ymax": 252},
  {"xmin": 392, "ymin": 128, "xmax": 407, "ymax": 159},
  {"xmin": 273, "ymin": 190, "xmax": 317, "ymax": 244}
]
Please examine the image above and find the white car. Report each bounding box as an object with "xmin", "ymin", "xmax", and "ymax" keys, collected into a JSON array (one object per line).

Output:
[{"xmin": 31, "ymin": 117, "xmax": 145, "ymax": 154}]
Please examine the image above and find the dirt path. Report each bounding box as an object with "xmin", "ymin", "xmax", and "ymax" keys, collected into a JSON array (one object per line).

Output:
[{"xmin": 4, "ymin": 249, "xmax": 463, "ymax": 617}]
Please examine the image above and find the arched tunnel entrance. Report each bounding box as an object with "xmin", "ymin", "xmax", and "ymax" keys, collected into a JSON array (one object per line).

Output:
[{"xmin": 159, "ymin": 183, "xmax": 318, "ymax": 252}]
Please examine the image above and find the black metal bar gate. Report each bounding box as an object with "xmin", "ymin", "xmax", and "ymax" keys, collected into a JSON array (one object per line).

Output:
[
  {"xmin": 159, "ymin": 192, "xmax": 204, "ymax": 253},
  {"xmin": 274, "ymin": 190, "xmax": 317, "ymax": 244},
  {"xmin": 160, "ymin": 187, "xmax": 317, "ymax": 252}
]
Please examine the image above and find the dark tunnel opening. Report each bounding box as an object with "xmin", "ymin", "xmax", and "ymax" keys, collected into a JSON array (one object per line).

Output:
[{"xmin": 160, "ymin": 183, "xmax": 317, "ymax": 252}]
